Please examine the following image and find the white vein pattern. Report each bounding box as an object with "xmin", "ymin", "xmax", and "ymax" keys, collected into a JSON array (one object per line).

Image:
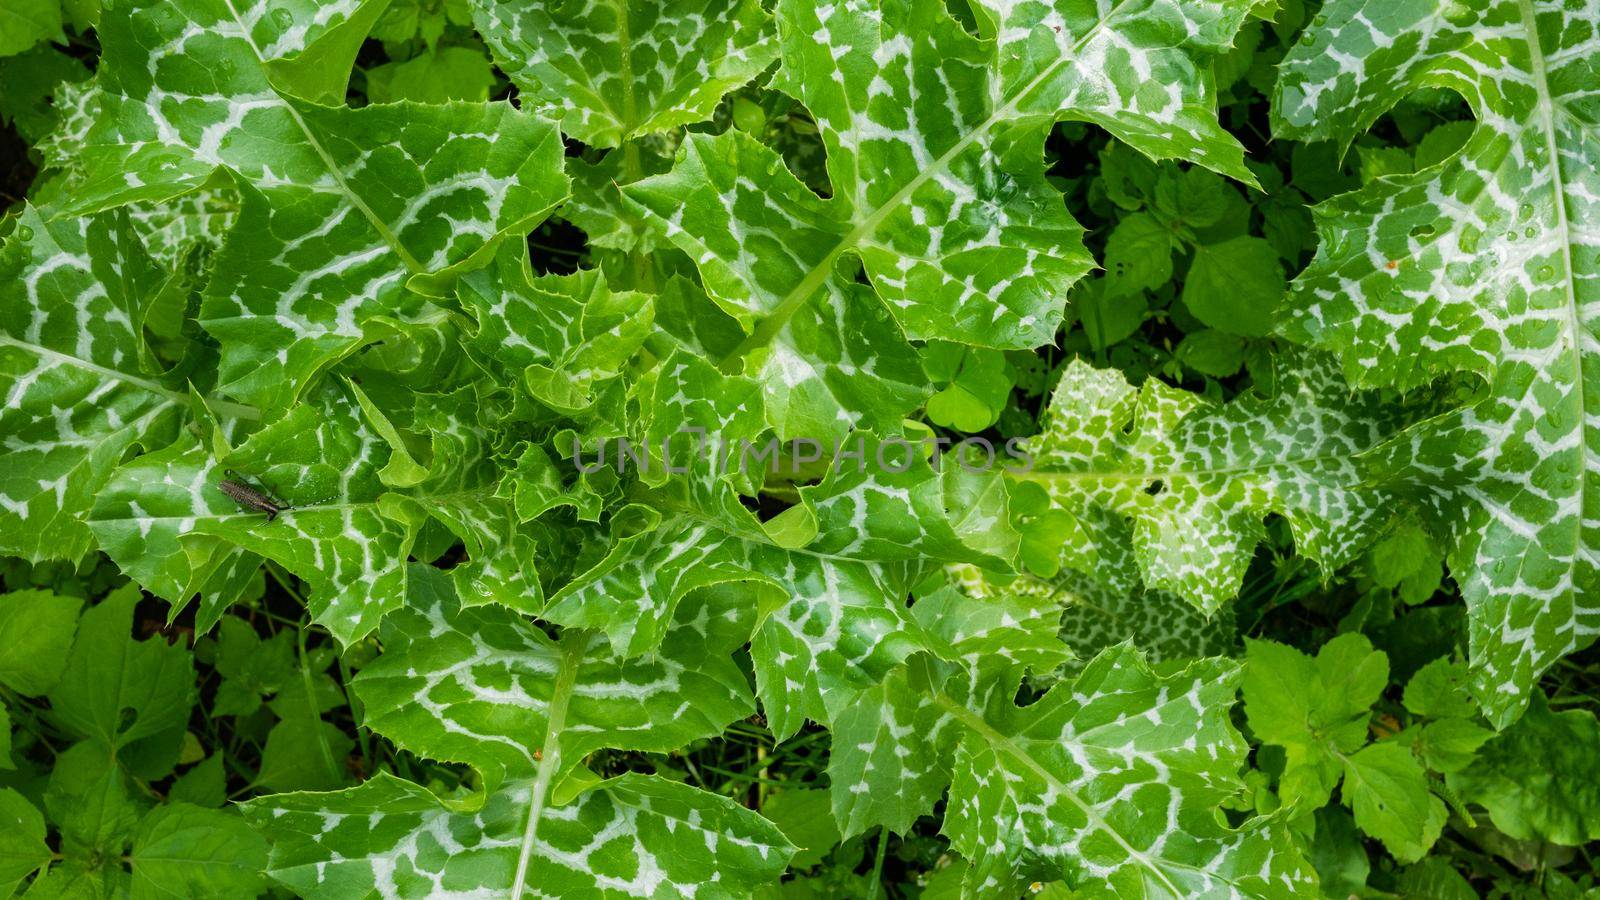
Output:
[
  {"xmin": 73, "ymin": 0, "xmax": 567, "ymax": 412},
  {"xmin": 1018, "ymin": 352, "xmax": 1430, "ymax": 614},
  {"xmin": 0, "ymin": 209, "xmax": 183, "ymax": 563},
  {"xmin": 624, "ymin": 0, "xmax": 1259, "ymax": 439},
  {"xmin": 542, "ymin": 353, "xmax": 1014, "ymax": 739},
  {"xmin": 829, "ymin": 594, "xmax": 1317, "ymax": 897},
  {"xmin": 86, "ymin": 384, "xmax": 544, "ymax": 644},
  {"xmin": 473, "ymin": 0, "xmax": 777, "ymax": 148},
  {"xmin": 245, "ymin": 773, "xmax": 791, "ymax": 898},
  {"xmin": 1274, "ymin": 0, "xmax": 1600, "ymax": 726}
]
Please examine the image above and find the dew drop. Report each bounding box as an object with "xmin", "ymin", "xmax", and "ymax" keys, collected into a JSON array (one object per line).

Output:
[
  {"xmin": 16, "ymin": 225, "xmax": 33, "ymax": 241},
  {"xmin": 1524, "ymin": 226, "xmax": 1538, "ymax": 239},
  {"xmin": 1537, "ymin": 264, "xmax": 1556, "ymax": 280},
  {"xmin": 1442, "ymin": 1, "xmax": 1474, "ymax": 24},
  {"xmin": 1311, "ymin": 13, "xmax": 1328, "ymax": 25},
  {"xmin": 1518, "ymin": 203, "xmax": 1534, "ymax": 219}
]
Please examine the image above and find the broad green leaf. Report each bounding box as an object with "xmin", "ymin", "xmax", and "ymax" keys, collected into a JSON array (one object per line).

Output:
[
  {"xmin": 544, "ymin": 352, "xmax": 1015, "ymax": 737},
  {"xmin": 472, "ymin": 0, "xmax": 778, "ymax": 147},
  {"xmin": 563, "ymin": 148, "xmax": 675, "ymax": 254},
  {"xmin": 0, "ymin": 0, "xmax": 59, "ymax": 57},
  {"xmin": 129, "ymin": 804, "xmax": 268, "ymax": 900},
  {"xmin": 169, "ymin": 754, "xmax": 227, "ymax": 808},
  {"xmin": 44, "ymin": 740, "xmax": 145, "ymax": 861},
  {"xmin": 1403, "ymin": 657, "xmax": 1480, "ymax": 721},
  {"xmin": 627, "ymin": 131, "xmax": 932, "ymax": 441},
  {"xmin": 1273, "ymin": 0, "xmax": 1600, "ymax": 726},
  {"xmin": 255, "ymin": 690, "xmax": 354, "ymax": 794},
  {"xmin": 1018, "ymin": 353, "xmax": 1428, "ymax": 611},
  {"xmin": 1448, "ymin": 692, "xmax": 1600, "ymax": 845},
  {"xmin": 89, "ymin": 383, "xmax": 547, "ymax": 643},
  {"xmin": 0, "ymin": 45, "xmax": 89, "ymax": 144},
  {"xmin": 365, "ymin": 45, "xmax": 496, "ymax": 104},
  {"xmin": 832, "ymin": 636, "xmax": 1316, "ymax": 897},
  {"xmin": 75, "ymin": 0, "xmax": 570, "ymax": 412},
  {"xmin": 947, "ymin": 564, "xmax": 1237, "ymax": 668},
  {"xmin": 352, "ymin": 565, "xmax": 754, "ymax": 786},
  {"xmin": 761, "ymin": 789, "xmax": 841, "ymax": 870},
  {"xmin": 1339, "ymin": 742, "xmax": 1446, "ymax": 865},
  {"xmin": 0, "ymin": 588, "xmax": 82, "ymax": 696},
  {"xmin": 626, "ymin": 0, "xmax": 1258, "ymax": 432},
  {"xmin": 0, "ymin": 208, "xmax": 190, "ymax": 564},
  {"xmin": 246, "ymin": 568, "xmax": 791, "ymax": 898},
  {"xmin": 1102, "ymin": 212, "xmax": 1175, "ymax": 299},
  {"xmin": 0, "ymin": 789, "xmax": 51, "ymax": 896},
  {"xmin": 245, "ymin": 771, "xmax": 794, "ymax": 898},
  {"xmin": 1181, "ymin": 235, "xmax": 1285, "ymax": 337},
  {"xmin": 1243, "ymin": 634, "xmax": 1387, "ymax": 809},
  {"xmin": 47, "ymin": 585, "xmax": 196, "ymax": 752},
  {"xmin": 456, "ymin": 244, "xmax": 655, "ymax": 417}
]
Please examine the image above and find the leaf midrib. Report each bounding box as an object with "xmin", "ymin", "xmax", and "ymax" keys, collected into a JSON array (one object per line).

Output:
[
  {"xmin": 509, "ymin": 631, "xmax": 591, "ymax": 900},
  {"xmin": 217, "ymin": 0, "xmax": 426, "ymax": 274},
  {"xmin": 1515, "ymin": 0, "xmax": 1587, "ymax": 590},
  {"xmin": 931, "ymin": 674, "xmax": 1266, "ymax": 894},
  {"xmin": 718, "ymin": 14, "xmax": 1116, "ymax": 368}
]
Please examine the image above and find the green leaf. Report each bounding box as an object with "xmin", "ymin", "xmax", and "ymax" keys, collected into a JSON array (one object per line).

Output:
[
  {"xmin": 761, "ymin": 789, "xmax": 841, "ymax": 870},
  {"xmin": 365, "ymin": 45, "xmax": 496, "ymax": 104},
  {"xmin": 129, "ymin": 804, "xmax": 268, "ymax": 900},
  {"xmin": 44, "ymin": 740, "xmax": 145, "ymax": 860},
  {"xmin": 0, "ymin": 588, "xmax": 81, "ymax": 696},
  {"xmin": 1339, "ymin": 741, "xmax": 1446, "ymax": 864},
  {"xmin": 352, "ymin": 565, "xmax": 754, "ymax": 786},
  {"xmin": 245, "ymin": 771, "xmax": 794, "ymax": 898},
  {"xmin": 976, "ymin": 567, "xmax": 1238, "ymax": 668},
  {"xmin": 832, "ymin": 639, "xmax": 1316, "ymax": 896},
  {"xmin": 473, "ymin": 0, "xmax": 778, "ymax": 147},
  {"xmin": 1448, "ymin": 692, "xmax": 1600, "ymax": 846},
  {"xmin": 1175, "ymin": 329, "xmax": 1247, "ymax": 378},
  {"xmin": 626, "ymin": 0, "xmax": 1258, "ymax": 430},
  {"xmin": 0, "ymin": 789, "xmax": 51, "ymax": 896},
  {"xmin": 168, "ymin": 754, "xmax": 227, "ymax": 808},
  {"xmin": 543, "ymin": 353, "xmax": 1014, "ymax": 738},
  {"xmin": 74, "ymin": 0, "xmax": 570, "ymax": 412},
  {"xmin": 1101, "ymin": 212, "xmax": 1175, "ymax": 298},
  {"xmin": 0, "ymin": 45, "xmax": 89, "ymax": 143},
  {"xmin": 1243, "ymin": 634, "xmax": 1387, "ymax": 809},
  {"xmin": 1019, "ymin": 353, "xmax": 1428, "ymax": 611},
  {"xmin": 1273, "ymin": 0, "xmax": 1600, "ymax": 726},
  {"xmin": 1402, "ymin": 657, "xmax": 1479, "ymax": 721},
  {"xmin": 90, "ymin": 382, "xmax": 549, "ymax": 643},
  {"xmin": 0, "ymin": 208, "xmax": 189, "ymax": 565},
  {"xmin": 456, "ymin": 244, "xmax": 655, "ymax": 416},
  {"xmin": 0, "ymin": 0, "xmax": 60, "ymax": 57},
  {"xmin": 47, "ymin": 585, "xmax": 196, "ymax": 752},
  {"xmin": 626, "ymin": 132, "xmax": 933, "ymax": 441},
  {"xmin": 1181, "ymin": 236, "xmax": 1284, "ymax": 337}
]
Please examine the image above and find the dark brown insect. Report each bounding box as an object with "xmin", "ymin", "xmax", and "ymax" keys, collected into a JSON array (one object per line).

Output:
[{"xmin": 218, "ymin": 470, "xmax": 288, "ymax": 521}]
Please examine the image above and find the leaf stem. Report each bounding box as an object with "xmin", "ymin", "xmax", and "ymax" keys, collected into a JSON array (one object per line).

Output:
[
  {"xmin": 867, "ymin": 827, "xmax": 889, "ymax": 900},
  {"xmin": 510, "ymin": 630, "xmax": 592, "ymax": 899}
]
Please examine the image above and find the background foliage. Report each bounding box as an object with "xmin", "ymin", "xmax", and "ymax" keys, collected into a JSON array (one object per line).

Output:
[{"xmin": 1, "ymin": 0, "xmax": 1598, "ymax": 896}]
